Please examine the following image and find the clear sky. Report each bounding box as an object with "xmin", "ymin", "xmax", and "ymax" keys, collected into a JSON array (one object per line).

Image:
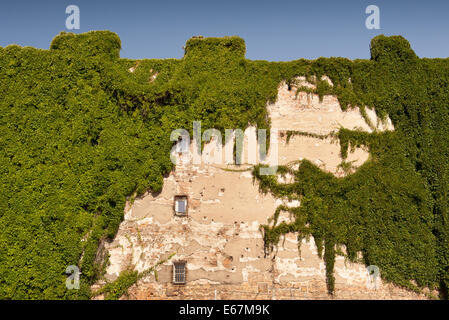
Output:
[{"xmin": 1, "ymin": 0, "xmax": 448, "ymax": 61}]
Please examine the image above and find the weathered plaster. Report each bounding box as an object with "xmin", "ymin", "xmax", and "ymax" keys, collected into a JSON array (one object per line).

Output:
[{"xmin": 93, "ymin": 78, "xmax": 428, "ymax": 300}]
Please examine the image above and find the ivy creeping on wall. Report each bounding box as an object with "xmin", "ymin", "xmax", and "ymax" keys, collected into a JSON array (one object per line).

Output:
[
  {"xmin": 0, "ymin": 31, "xmax": 448, "ymax": 299},
  {"xmin": 91, "ymin": 253, "xmax": 175, "ymax": 300},
  {"xmin": 0, "ymin": 31, "xmax": 284, "ymax": 299},
  {"xmin": 256, "ymin": 35, "xmax": 449, "ymax": 298}
]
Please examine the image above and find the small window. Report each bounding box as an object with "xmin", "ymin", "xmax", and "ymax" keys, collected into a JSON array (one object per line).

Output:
[
  {"xmin": 174, "ymin": 195, "xmax": 188, "ymax": 216},
  {"xmin": 173, "ymin": 261, "xmax": 186, "ymax": 284}
]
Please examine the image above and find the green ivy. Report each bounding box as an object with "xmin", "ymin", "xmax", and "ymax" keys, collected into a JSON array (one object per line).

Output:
[
  {"xmin": 254, "ymin": 35, "xmax": 449, "ymax": 297},
  {"xmin": 0, "ymin": 31, "xmax": 448, "ymax": 299},
  {"xmin": 92, "ymin": 253, "xmax": 175, "ymax": 300}
]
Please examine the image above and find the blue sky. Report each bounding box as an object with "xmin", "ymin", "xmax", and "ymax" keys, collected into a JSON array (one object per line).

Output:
[{"xmin": 1, "ymin": 0, "xmax": 448, "ymax": 61}]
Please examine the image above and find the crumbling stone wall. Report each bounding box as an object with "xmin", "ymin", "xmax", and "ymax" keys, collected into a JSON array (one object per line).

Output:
[{"xmin": 95, "ymin": 79, "xmax": 427, "ymax": 300}]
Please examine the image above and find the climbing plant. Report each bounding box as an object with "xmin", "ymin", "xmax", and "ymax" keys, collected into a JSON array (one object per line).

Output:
[{"xmin": 0, "ymin": 31, "xmax": 447, "ymax": 299}]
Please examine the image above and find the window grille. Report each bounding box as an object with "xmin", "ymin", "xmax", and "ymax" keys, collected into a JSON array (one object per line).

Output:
[
  {"xmin": 173, "ymin": 261, "xmax": 186, "ymax": 284},
  {"xmin": 174, "ymin": 195, "xmax": 188, "ymax": 216}
]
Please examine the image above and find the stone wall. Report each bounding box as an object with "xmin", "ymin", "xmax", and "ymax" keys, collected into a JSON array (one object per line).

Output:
[{"xmin": 93, "ymin": 78, "xmax": 428, "ymax": 300}]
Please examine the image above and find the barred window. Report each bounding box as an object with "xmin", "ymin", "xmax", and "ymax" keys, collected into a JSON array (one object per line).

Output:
[
  {"xmin": 173, "ymin": 261, "xmax": 186, "ymax": 284},
  {"xmin": 174, "ymin": 195, "xmax": 188, "ymax": 216}
]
